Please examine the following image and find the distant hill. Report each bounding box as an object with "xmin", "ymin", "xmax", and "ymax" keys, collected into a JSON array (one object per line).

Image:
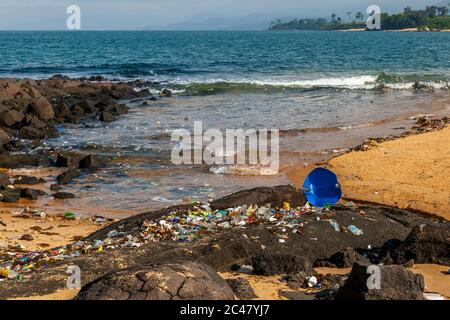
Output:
[{"xmin": 144, "ymin": 13, "xmax": 293, "ymax": 31}]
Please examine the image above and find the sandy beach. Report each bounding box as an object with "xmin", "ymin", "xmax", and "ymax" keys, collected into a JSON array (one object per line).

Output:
[
  {"xmin": 1, "ymin": 104, "xmax": 449, "ymax": 299},
  {"xmin": 288, "ymin": 123, "xmax": 450, "ymax": 221},
  {"xmin": 0, "ymin": 75, "xmax": 449, "ymax": 301},
  {"xmin": 0, "ymin": 0, "xmax": 450, "ymax": 310},
  {"xmin": 328, "ymin": 126, "xmax": 450, "ymax": 220}
]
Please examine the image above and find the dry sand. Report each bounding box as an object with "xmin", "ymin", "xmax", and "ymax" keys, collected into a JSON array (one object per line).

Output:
[
  {"xmin": 327, "ymin": 126, "xmax": 450, "ymax": 220},
  {"xmin": 8, "ymin": 265, "xmax": 448, "ymax": 300},
  {"xmin": 0, "ymin": 210, "xmax": 106, "ymax": 251}
]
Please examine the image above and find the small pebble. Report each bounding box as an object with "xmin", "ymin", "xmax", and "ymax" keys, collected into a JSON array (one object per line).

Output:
[{"xmin": 20, "ymin": 234, "xmax": 34, "ymax": 241}]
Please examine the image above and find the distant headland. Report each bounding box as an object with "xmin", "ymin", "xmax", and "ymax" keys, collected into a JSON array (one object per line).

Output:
[{"xmin": 269, "ymin": 5, "xmax": 450, "ymax": 31}]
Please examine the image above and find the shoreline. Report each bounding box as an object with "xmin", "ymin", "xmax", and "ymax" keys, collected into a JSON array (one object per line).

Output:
[{"xmin": 1, "ymin": 76, "xmax": 449, "ymax": 300}]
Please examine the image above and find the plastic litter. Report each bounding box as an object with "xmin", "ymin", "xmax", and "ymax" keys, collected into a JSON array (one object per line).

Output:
[
  {"xmin": 107, "ymin": 230, "xmax": 120, "ymax": 238},
  {"xmin": 329, "ymin": 219, "xmax": 340, "ymax": 232},
  {"xmin": 64, "ymin": 212, "xmax": 77, "ymax": 219},
  {"xmin": 0, "ymin": 268, "xmax": 21, "ymax": 280},
  {"xmin": 347, "ymin": 225, "xmax": 363, "ymax": 236},
  {"xmin": 237, "ymin": 265, "xmax": 254, "ymax": 274},
  {"xmin": 0, "ymin": 200, "xmax": 359, "ymax": 280},
  {"xmin": 423, "ymin": 293, "xmax": 445, "ymax": 300},
  {"xmin": 306, "ymin": 276, "xmax": 318, "ymax": 288}
]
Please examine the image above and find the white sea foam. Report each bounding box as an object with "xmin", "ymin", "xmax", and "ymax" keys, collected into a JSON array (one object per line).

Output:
[
  {"xmin": 170, "ymin": 75, "xmax": 449, "ymax": 91},
  {"xmin": 209, "ymin": 165, "xmax": 279, "ymax": 176},
  {"xmin": 172, "ymin": 75, "xmax": 379, "ymax": 90},
  {"xmin": 247, "ymin": 75, "xmax": 379, "ymax": 89}
]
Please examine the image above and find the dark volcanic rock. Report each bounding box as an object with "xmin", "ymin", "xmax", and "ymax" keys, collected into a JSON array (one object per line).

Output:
[
  {"xmin": 19, "ymin": 126, "xmax": 42, "ymax": 140},
  {"xmin": 377, "ymin": 239, "xmax": 403, "ymax": 265},
  {"xmin": 316, "ymin": 247, "xmax": 370, "ymax": 268},
  {"xmin": 391, "ymin": 223, "xmax": 450, "ymax": 266},
  {"xmin": 319, "ymin": 273, "xmax": 347, "ymax": 289},
  {"xmin": 24, "ymin": 114, "xmax": 48, "ymax": 129},
  {"xmin": 335, "ymin": 262, "xmax": 425, "ymax": 300},
  {"xmin": 89, "ymin": 75, "xmax": 107, "ymax": 82},
  {"xmin": 99, "ymin": 111, "xmax": 115, "ymax": 122},
  {"xmin": 14, "ymin": 175, "xmax": 40, "ymax": 185},
  {"xmin": 95, "ymin": 96, "xmax": 115, "ymax": 110},
  {"xmin": 53, "ymin": 192, "xmax": 76, "ymax": 199},
  {"xmin": 0, "ymin": 189, "xmax": 20, "ymax": 203},
  {"xmin": 66, "ymin": 115, "xmax": 82, "ymax": 124},
  {"xmin": 56, "ymin": 169, "xmax": 81, "ymax": 185},
  {"xmin": 28, "ymin": 96, "xmax": 54, "ymax": 121},
  {"xmin": 284, "ymin": 271, "xmax": 310, "ymax": 289},
  {"xmin": 226, "ymin": 278, "xmax": 257, "ymax": 300},
  {"xmin": 50, "ymin": 184, "xmax": 62, "ymax": 191},
  {"xmin": 54, "ymin": 101, "xmax": 71, "ymax": 119},
  {"xmin": 20, "ymin": 188, "xmax": 39, "ymax": 200},
  {"xmin": 0, "ymin": 186, "xmax": 438, "ymax": 299},
  {"xmin": 0, "ymin": 128, "xmax": 12, "ymax": 146},
  {"xmin": 0, "ymin": 153, "xmax": 51, "ymax": 168},
  {"xmin": 211, "ymin": 185, "xmax": 306, "ymax": 210},
  {"xmin": 107, "ymin": 84, "xmax": 138, "ymax": 100},
  {"xmin": 71, "ymin": 105, "xmax": 85, "ymax": 117},
  {"xmin": 78, "ymin": 154, "xmax": 107, "ymax": 169},
  {"xmin": 251, "ymin": 253, "xmax": 313, "ymax": 276},
  {"xmin": 279, "ymin": 290, "xmax": 315, "ymax": 300},
  {"xmin": 75, "ymin": 261, "xmax": 235, "ymax": 300},
  {"xmin": 20, "ymin": 234, "xmax": 34, "ymax": 241},
  {"xmin": 108, "ymin": 103, "xmax": 128, "ymax": 116},
  {"xmin": 0, "ymin": 109, "xmax": 25, "ymax": 127},
  {"xmin": 0, "ymin": 172, "xmax": 10, "ymax": 186},
  {"xmin": 55, "ymin": 152, "xmax": 84, "ymax": 168},
  {"xmin": 77, "ymin": 100, "xmax": 97, "ymax": 114}
]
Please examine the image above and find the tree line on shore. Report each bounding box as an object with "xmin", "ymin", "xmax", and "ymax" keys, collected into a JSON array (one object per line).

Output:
[{"xmin": 269, "ymin": 5, "xmax": 450, "ymax": 31}]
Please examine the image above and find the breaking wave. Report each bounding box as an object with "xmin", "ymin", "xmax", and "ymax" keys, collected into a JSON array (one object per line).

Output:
[{"xmin": 156, "ymin": 74, "xmax": 450, "ymax": 96}]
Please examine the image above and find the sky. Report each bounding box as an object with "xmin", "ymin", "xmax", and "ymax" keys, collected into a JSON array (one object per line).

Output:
[{"xmin": 0, "ymin": 0, "xmax": 446, "ymax": 30}]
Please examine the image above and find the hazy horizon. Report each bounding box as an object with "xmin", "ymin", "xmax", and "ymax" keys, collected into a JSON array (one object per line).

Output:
[{"xmin": 0, "ymin": 0, "xmax": 447, "ymax": 31}]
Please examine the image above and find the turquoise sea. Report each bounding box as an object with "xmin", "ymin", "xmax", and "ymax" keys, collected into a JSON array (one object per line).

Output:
[{"xmin": 1, "ymin": 31, "xmax": 449, "ymax": 214}]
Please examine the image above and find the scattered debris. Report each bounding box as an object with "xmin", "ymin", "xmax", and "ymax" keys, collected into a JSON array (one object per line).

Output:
[
  {"xmin": 347, "ymin": 225, "xmax": 363, "ymax": 236},
  {"xmin": 423, "ymin": 293, "xmax": 445, "ymax": 301}
]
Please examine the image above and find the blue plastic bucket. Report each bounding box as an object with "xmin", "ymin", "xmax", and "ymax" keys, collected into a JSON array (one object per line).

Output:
[{"xmin": 303, "ymin": 167, "xmax": 342, "ymax": 207}]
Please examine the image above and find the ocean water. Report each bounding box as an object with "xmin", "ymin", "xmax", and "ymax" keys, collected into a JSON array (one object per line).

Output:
[
  {"xmin": 1, "ymin": 31, "xmax": 450, "ymax": 87},
  {"xmin": 1, "ymin": 31, "xmax": 449, "ymax": 215}
]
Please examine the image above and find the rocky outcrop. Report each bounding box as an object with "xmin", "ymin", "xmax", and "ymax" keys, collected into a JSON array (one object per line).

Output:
[
  {"xmin": 28, "ymin": 96, "xmax": 55, "ymax": 121},
  {"xmin": 56, "ymin": 169, "xmax": 81, "ymax": 185},
  {"xmin": 0, "ymin": 78, "xmax": 150, "ymax": 150},
  {"xmin": 78, "ymin": 154, "xmax": 107, "ymax": 170},
  {"xmin": 0, "ymin": 109, "xmax": 25, "ymax": 127},
  {"xmin": 334, "ymin": 262, "xmax": 425, "ymax": 300},
  {"xmin": 211, "ymin": 185, "xmax": 306, "ymax": 210},
  {"xmin": 391, "ymin": 223, "xmax": 450, "ymax": 266},
  {"xmin": 315, "ymin": 247, "xmax": 370, "ymax": 268},
  {"xmin": 75, "ymin": 261, "xmax": 235, "ymax": 300},
  {"xmin": 251, "ymin": 253, "xmax": 313, "ymax": 276},
  {"xmin": 226, "ymin": 278, "xmax": 257, "ymax": 300},
  {"xmin": 0, "ymin": 127, "xmax": 11, "ymax": 146},
  {"xmin": 53, "ymin": 192, "xmax": 76, "ymax": 199},
  {"xmin": 0, "ymin": 186, "xmax": 439, "ymax": 299}
]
